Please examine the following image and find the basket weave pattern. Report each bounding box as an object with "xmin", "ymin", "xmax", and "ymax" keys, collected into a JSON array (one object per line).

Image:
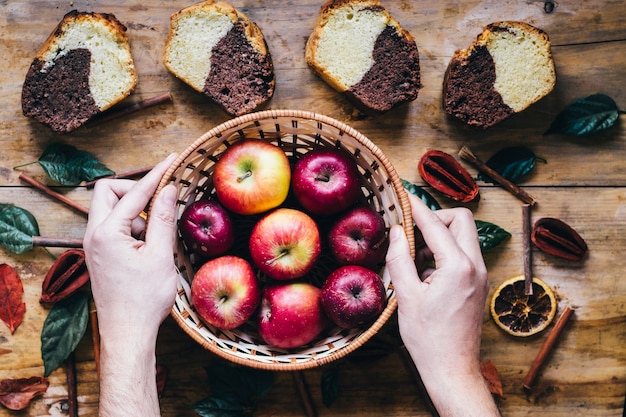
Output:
[{"xmin": 156, "ymin": 109, "xmax": 414, "ymax": 370}]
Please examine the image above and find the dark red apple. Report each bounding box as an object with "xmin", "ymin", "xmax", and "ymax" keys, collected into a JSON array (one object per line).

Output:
[
  {"xmin": 328, "ymin": 205, "xmax": 389, "ymax": 269},
  {"xmin": 179, "ymin": 199, "xmax": 234, "ymax": 258},
  {"xmin": 190, "ymin": 255, "xmax": 260, "ymax": 330},
  {"xmin": 249, "ymin": 208, "xmax": 321, "ymax": 280},
  {"xmin": 291, "ymin": 148, "xmax": 361, "ymax": 216},
  {"xmin": 320, "ymin": 265, "xmax": 386, "ymax": 329},
  {"xmin": 257, "ymin": 282, "xmax": 327, "ymax": 349}
]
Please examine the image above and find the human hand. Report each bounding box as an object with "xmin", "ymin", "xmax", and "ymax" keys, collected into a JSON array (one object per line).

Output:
[
  {"xmin": 385, "ymin": 193, "xmax": 498, "ymax": 416},
  {"xmin": 84, "ymin": 153, "xmax": 179, "ymax": 341}
]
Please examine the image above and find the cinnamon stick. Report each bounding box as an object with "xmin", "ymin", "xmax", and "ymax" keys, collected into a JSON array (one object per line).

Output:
[
  {"xmin": 292, "ymin": 371, "xmax": 317, "ymax": 417},
  {"xmin": 66, "ymin": 351, "xmax": 78, "ymax": 417},
  {"xmin": 522, "ymin": 306, "xmax": 574, "ymax": 390},
  {"xmin": 84, "ymin": 166, "xmax": 153, "ymax": 188},
  {"xmin": 522, "ymin": 204, "xmax": 533, "ymax": 295},
  {"xmin": 86, "ymin": 92, "xmax": 173, "ymax": 128},
  {"xmin": 32, "ymin": 236, "xmax": 84, "ymax": 248},
  {"xmin": 90, "ymin": 299, "xmax": 101, "ymax": 380},
  {"xmin": 19, "ymin": 173, "xmax": 89, "ymax": 216},
  {"xmin": 458, "ymin": 146, "xmax": 536, "ymax": 206}
]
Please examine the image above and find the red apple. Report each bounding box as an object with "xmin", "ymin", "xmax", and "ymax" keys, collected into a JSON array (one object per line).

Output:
[
  {"xmin": 328, "ymin": 205, "xmax": 389, "ymax": 269},
  {"xmin": 258, "ymin": 282, "xmax": 327, "ymax": 349},
  {"xmin": 190, "ymin": 255, "xmax": 260, "ymax": 330},
  {"xmin": 213, "ymin": 139, "xmax": 291, "ymax": 215},
  {"xmin": 320, "ymin": 265, "xmax": 386, "ymax": 329},
  {"xmin": 249, "ymin": 208, "xmax": 321, "ymax": 280},
  {"xmin": 179, "ymin": 199, "xmax": 234, "ymax": 258},
  {"xmin": 291, "ymin": 148, "xmax": 361, "ymax": 216}
]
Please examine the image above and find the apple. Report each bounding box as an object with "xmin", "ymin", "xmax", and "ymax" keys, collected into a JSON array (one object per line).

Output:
[
  {"xmin": 179, "ymin": 199, "xmax": 234, "ymax": 258},
  {"xmin": 190, "ymin": 255, "xmax": 260, "ymax": 330},
  {"xmin": 258, "ymin": 282, "xmax": 327, "ymax": 349},
  {"xmin": 249, "ymin": 208, "xmax": 321, "ymax": 280},
  {"xmin": 320, "ymin": 265, "xmax": 386, "ymax": 329},
  {"xmin": 213, "ymin": 139, "xmax": 291, "ymax": 215},
  {"xmin": 291, "ymin": 148, "xmax": 361, "ymax": 216},
  {"xmin": 328, "ymin": 205, "xmax": 389, "ymax": 269}
]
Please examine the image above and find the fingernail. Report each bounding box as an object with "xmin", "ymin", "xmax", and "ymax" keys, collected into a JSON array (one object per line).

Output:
[
  {"xmin": 160, "ymin": 184, "xmax": 177, "ymax": 206},
  {"xmin": 389, "ymin": 225, "xmax": 404, "ymax": 242}
]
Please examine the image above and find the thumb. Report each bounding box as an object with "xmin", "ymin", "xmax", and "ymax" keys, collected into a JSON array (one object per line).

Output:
[
  {"xmin": 145, "ymin": 184, "xmax": 178, "ymax": 254},
  {"xmin": 385, "ymin": 225, "xmax": 422, "ymax": 306}
]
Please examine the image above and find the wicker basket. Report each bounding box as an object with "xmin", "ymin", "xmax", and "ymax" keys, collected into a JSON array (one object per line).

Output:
[{"xmin": 154, "ymin": 109, "xmax": 414, "ymax": 371}]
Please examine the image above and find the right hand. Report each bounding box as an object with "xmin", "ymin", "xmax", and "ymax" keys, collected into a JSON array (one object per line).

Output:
[{"xmin": 385, "ymin": 193, "xmax": 498, "ymax": 416}]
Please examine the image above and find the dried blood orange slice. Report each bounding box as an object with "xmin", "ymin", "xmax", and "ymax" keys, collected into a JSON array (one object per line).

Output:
[{"xmin": 490, "ymin": 275, "xmax": 557, "ymax": 337}]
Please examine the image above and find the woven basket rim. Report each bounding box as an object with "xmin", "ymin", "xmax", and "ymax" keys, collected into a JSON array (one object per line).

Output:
[{"xmin": 154, "ymin": 109, "xmax": 415, "ymax": 371}]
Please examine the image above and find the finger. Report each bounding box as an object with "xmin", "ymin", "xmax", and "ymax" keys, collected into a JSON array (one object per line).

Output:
[
  {"xmin": 429, "ymin": 207, "xmax": 483, "ymax": 266},
  {"xmin": 86, "ymin": 179, "xmax": 136, "ymax": 233},
  {"xmin": 144, "ymin": 184, "xmax": 178, "ymax": 255},
  {"xmin": 106, "ymin": 154, "xmax": 177, "ymax": 226},
  {"xmin": 432, "ymin": 207, "xmax": 483, "ymax": 265},
  {"xmin": 385, "ymin": 225, "xmax": 423, "ymax": 306},
  {"xmin": 408, "ymin": 194, "xmax": 466, "ymax": 264}
]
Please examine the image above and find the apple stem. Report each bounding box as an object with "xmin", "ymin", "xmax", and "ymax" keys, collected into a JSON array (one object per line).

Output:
[
  {"xmin": 314, "ymin": 173, "xmax": 330, "ymax": 182},
  {"xmin": 237, "ymin": 170, "xmax": 252, "ymax": 183},
  {"xmin": 265, "ymin": 249, "xmax": 289, "ymax": 266},
  {"xmin": 217, "ymin": 295, "xmax": 229, "ymax": 307}
]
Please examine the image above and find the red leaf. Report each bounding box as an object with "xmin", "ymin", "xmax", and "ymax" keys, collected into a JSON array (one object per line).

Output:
[
  {"xmin": 480, "ymin": 360, "xmax": 505, "ymax": 399},
  {"xmin": 0, "ymin": 264, "xmax": 26, "ymax": 334},
  {"xmin": 156, "ymin": 365, "xmax": 168, "ymax": 396},
  {"xmin": 0, "ymin": 376, "xmax": 49, "ymax": 410}
]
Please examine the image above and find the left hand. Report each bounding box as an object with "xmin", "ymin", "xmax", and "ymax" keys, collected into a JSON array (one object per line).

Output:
[{"xmin": 84, "ymin": 153, "xmax": 179, "ymax": 340}]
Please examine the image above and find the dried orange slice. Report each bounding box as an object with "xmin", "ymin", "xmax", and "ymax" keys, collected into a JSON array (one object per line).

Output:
[{"xmin": 490, "ymin": 275, "xmax": 557, "ymax": 337}]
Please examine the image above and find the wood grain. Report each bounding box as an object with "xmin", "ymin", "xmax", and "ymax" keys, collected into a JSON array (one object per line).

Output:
[{"xmin": 1, "ymin": 1, "xmax": 625, "ymax": 416}]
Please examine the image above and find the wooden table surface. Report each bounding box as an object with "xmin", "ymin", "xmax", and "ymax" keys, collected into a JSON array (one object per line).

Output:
[{"xmin": 1, "ymin": 1, "xmax": 626, "ymax": 416}]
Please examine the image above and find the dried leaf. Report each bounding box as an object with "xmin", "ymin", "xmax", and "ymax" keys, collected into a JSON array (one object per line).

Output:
[
  {"xmin": 545, "ymin": 93, "xmax": 624, "ymax": 136},
  {"xmin": 40, "ymin": 249, "xmax": 90, "ymax": 304},
  {"xmin": 0, "ymin": 264, "xmax": 26, "ymax": 334},
  {"xmin": 480, "ymin": 360, "xmax": 504, "ymax": 399},
  {"xmin": 41, "ymin": 291, "xmax": 89, "ymax": 377},
  {"xmin": 0, "ymin": 204, "xmax": 39, "ymax": 255},
  {"xmin": 156, "ymin": 365, "xmax": 168, "ymax": 396},
  {"xmin": 0, "ymin": 376, "xmax": 49, "ymax": 410},
  {"xmin": 38, "ymin": 143, "xmax": 115, "ymax": 186},
  {"xmin": 418, "ymin": 150, "xmax": 479, "ymax": 202}
]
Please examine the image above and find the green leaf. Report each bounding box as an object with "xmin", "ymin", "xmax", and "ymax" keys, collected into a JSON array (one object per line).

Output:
[
  {"xmin": 194, "ymin": 362, "xmax": 273, "ymax": 417},
  {"xmin": 477, "ymin": 147, "xmax": 543, "ymax": 184},
  {"xmin": 321, "ymin": 367, "xmax": 339, "ymax": 407},
  {"xmin": 41, "ymin": 291, "xmax": 89, "ymax": 377},
  {"xmin": 0, "ymin": 204, "xmax": 39, "ymax": 254},
  {"xmin": 475, "ymin": 220, "xmax": 511, "ymax": 251},
  {"xmin": 401, "ymin": 179, "xmax": 442, "ymax": 211},
  {"xmin": 545, "ymin": 93, "xmax": 622, "ymax": 136},
  {"xmin": 38, "ymin": 143, "xmax": 115, "ymax": 185},
  {"xmin": 206, "ymin": 362, "xmax": 273, "ymax": 405},
  {"xmin": 192, "ymin": 395, "xmax": 248, "ymax": 417}
]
